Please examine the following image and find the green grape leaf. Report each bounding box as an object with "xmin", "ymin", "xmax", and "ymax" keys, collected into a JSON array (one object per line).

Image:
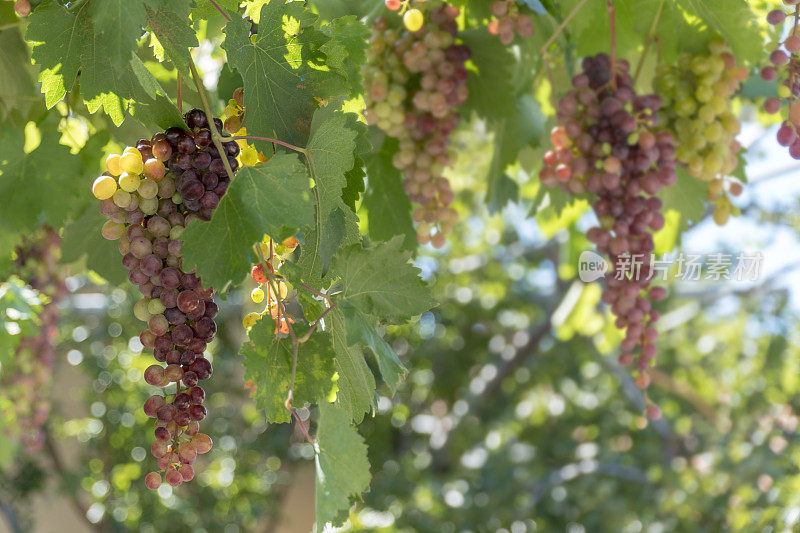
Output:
[
  {"xmin": 658, "ymin": 165, "xmax": 707, "ymax": 231},
  {"xmin": 330, "ymin": 308, "xmax": 375, "ymax": 423},
  {"xmin": 26, "ymin": 0, "xmax": 175, "ymax": 126},
  {"xmin": 191, "ymin": 0, "xmax": 239, "ymax": 20},
  {"xmin": 241, "ymin": 316, "xmax": 336, "ymax": 424},
  {"xmin": 61, "ymin": 206, "xmax": 128, "ymax": 286},
  {"xmin": 362, "ymin": 136, "xmax": 416, "ymax": 251},
  {"xmin": 328, "ymin": 236, "xmax": 436, "ymax": 322},
  {"xmin": 673, "ymin": 0, "xmax": 761, "ymax": 65},
  {"xmin": 0, "ymin": 128, "xmax": 83, "ymax": 233},
  {"xmin": 0, "ymin": 27, "xmax": 38, "ymax": 123},
  {"xmin": 297, "ymin": 198, "xmax": 360, "ymax": 286},
  {"xmin": 310, "ymin": 0, "xmax": 379, "ymax": 20},
  {"xmin": 340, "ymin": 301, "xmax": 405, "ymax": 393},
  {"xmin": 180, "ymin": 153, "xmax": 314, "ymax": 291},
  {"xmin": 486, "ymin": 94, "xmax": 546, "ymax": 213},
  {"xmin": 89, "ymin": 0, "xmax": 146, "ymax": 71},
  {"xmin": 0, "ymin": 227, "xmax": 21, "ymax": 280},
  {"xmin": 146, "ymin": 0, "xmax": 198, "ymax": 79},
  {"xmin": 315, "ymin": 401, "xmax": 371, "ymax": 530},
  {"xmin": 341, "ymin": 157, "xmax": 365, "ymax": 211},
  {"xmin": 320, "ymin": 15, "xmax": 370, "ymax": 94},
  {"xmin": 222, "ymin": 1, "xmax": 317, "ymax": 149},
  {"xmin": 460, "ymin": 29, "xmax": 517, "ymax": 119}
]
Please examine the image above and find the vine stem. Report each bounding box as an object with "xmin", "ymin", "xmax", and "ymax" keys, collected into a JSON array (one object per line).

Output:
[
  {"xmin": 632, "ymin": 0, "xmax": 665, "ymax": 85},
  {"xmin": 292, "ymin": 410, "xmax": 315, "ymax": 444},
  {"xmin": 231, "ymin": 135, "xmax": 307, "ymax": 155},
  {"xmin": 188, "ymin": 58, "xmax": 237, "ymax": 185},
  {"xmin": 208, "ymin": 0, "xmax": 232, "ymax": 22},
  {"xmin": 297, "ymin": 281, "xmax": 331, "ymax": 302},
  {"xmin": 607, "ymin": 0, "xmax": 617, "ymax": 90},
  {"xmin": 538, "ymin": 0, "xmax": 588, "ymax": 55},
  {"xmin": 298, "ymin": 303, "xmax": 337, "ymax": 343},
  {"xmin": 177, "ymin": 74, "xmax": 183, "ymax": 114}
]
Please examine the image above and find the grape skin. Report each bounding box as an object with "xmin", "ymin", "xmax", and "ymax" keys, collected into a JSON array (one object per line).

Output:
[{"xmin": 94, "ymin": 109, "xmax": 228, "ymax": 488}]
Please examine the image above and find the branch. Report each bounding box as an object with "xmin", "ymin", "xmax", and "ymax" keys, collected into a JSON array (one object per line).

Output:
[
  {"xmin": 607, "ymin": 0, "xmax": 617, "ymax": 90},
  {"xmin": 538, "ymin": 0, "xmax": 588, "ymax": 55},
  {"xmin": 632, "ymin": 0, "xmax": 665, "ymax": 84},
  {"xmin": 231, "ymin": 135, "xmax": 306, "ymax": 155}
]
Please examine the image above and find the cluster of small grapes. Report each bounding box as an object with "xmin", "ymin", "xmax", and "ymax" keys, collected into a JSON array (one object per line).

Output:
[
  {"xmin": 91, "ymin": 108, "xmax": 241, "ymax": 489},
  {"xmin": 242, "ymin": 237, "xmax": 297, "ymax": 335},
  {"xmin": 763, "ymin": 2, "xmax": 800, "ymax": 159},
  {"xmin": 4, "ymin": 0, "xmax": 30, "ymax": 17},
  {"xmin": 487, "ymin": 0, "xmax": 535, "ymax": 45},
  {"xmin": 540, "ymin": 54, "xmax": 675, "ymax": 417},
  {"xmin": 363, "ymin": 6, "xmax": 470, "ymax": 247},
  {"xmin": 384, "ymin": 0, "xmax": 425, "ymax": 33},
  {"xmin": 653, "ymin": 39, "xmax": 747, "ymax": 225},
  {"xmin": 0, "ymin": 228, "xmax": 65, "ymax": 451}
]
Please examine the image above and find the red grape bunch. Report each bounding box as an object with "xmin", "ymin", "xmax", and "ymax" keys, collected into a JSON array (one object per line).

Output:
[
  {"xmin": 539, "ymin": 54, "xmax": 676, "ymax": 417},
  {"xmin": 0, "ymin": 228, "xmax": 66, "ymax": 451},
  {"xmin": 763, "ymin": 2, "xmax": 800, "ymax": 158},
  {"xmin": 92, "ymin": 108, "xmax": 241, "ymax": 489},
  {"xmin": 363, "ymin": 6, "xmax": 470, "ymax": 247},
  {"xmin": 487, "ymin": 0, "xmax": 535, "ymax": 45}
]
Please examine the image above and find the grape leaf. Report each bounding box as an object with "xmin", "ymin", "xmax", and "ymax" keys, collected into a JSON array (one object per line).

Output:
[
  {"xmin": 0, "ymin": 27, "xmax": 38, "ymax": 123},
  {"xmin": 320, "ymin": 15, "xmax": 370, "ymax": 94},
  {"xmin": 362, "ymin": 136, "xmax": 416, "ymax": 251},
  {"xmin": 222, "ymin": 1, "xmax": 317, "ymax": 149},
  {"xmin": 340, "ymin": 301, "xmax": 406, "ymax": 393},
  {"xmin": 327, "ymin": 237, "xmax": 436, "ymax": 322},
  {"xmin": 0, "ymin": 128, "xmax": 83, "ymax": 233},
  {"xmin": 658, "ymin": 165, "xmax": 707, "ymax": 231},
  {"xmin": 61, "ymin": 206, "xmax": 128, "ymax": 286},
  {"xmin": 486, "ymin": 94, "xmax": 546, "ymax": 213},
  {"xmin": 460, "ymin": 29, "xmax": 517, "ymax": 119},
  {"xmin": 146, "ymin": 0, "xmax": 198, "ymax": 79},
  {"xmin": 341, "ymin": 157, "xmax": 365, "ymax": 211},
  {"xmin": 180, "ymin": 153, "xmax": 314, "ymax": 291},
  {"xmin": 191, "ymin": 0, "xmax": 239, "ymax": 20},
  {"xmin": 673, "ymin": 0, "xmax": 761, "ymax": 65},
  {"xmin": 0, "ymin": 227, "xmax": 21, "ymax": 280},
  {"xmin": 296, "ymin": 107, "xmax": 359, "ymax": 283},
  {"xmin": 26, "ymin": 0, "xmax": 175, "ymax": 126},
  {"xmin": 330, "ymin": 308, "xmax": 375, "ymax": 423},
  {"xmin": 241, "ymin": 316, "xmax": 336, "ymax": 424},
  {"xmin": 89, "ymin": 0, "xmax": 146, "ymax": 71},
  {"xmin": 315, "ymin": 401, "xmax": 371, "ymax": 530}
]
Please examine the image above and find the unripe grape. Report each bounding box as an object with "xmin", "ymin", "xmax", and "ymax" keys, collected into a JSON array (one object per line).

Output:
[
  {"xmin": 105, "ymin": 154, "xmax": 122, "ymax": 176},
  {"xmin": 138, "ymin": 178, "xmax": 159, "ymax": 199},
  {"xmin": 251, "ymin": 288, "xmax": 264, "ymax": 303},
  {"xmin": 243, "ymin": 312, "xmax": 260, "ymax": 329},
  {"xmin": 120, "ymin": 151, "xmax": 144, "ymax": 174},
  {"xmin": 118, "ymin": 172, "xmax": 141, "ymax": 192},
  {"xmin": 404, "ymin": 9, "xmax": 424, "ymax": 32},
  {"xmin": 92, "ymin": 175, "xmax": 118, "ymax": 200},
  {"xmin": 101, "ymin": 220, "xmax": 126, "ymax": 240}
]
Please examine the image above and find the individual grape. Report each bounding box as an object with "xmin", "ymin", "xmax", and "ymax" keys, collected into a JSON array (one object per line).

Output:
[
  {"xmin": 92, "ymin": 175, "xmax": 118, "ymax": 200},
  {"xmin": 106, "ymin": 154, "xmax": 123, "ymax": 176},
  {"xmin": 152, "ymin": 140, "xmax": 172, "ymax": 161},
  {"xmin": 144, "ymin": 395, "xmax": 166, "ymax": 417},
  {"xmin": 101, "ymin": 220, "xmax": 126, "ymax": 240},
  {"xmin": 120, "ymin": 151, "xmax": 144, "ymax": 174},
  {"xmin": 118, "ymin": 172, "xmax": 141, "ymax": 192},
  {"xmin": 145, "ymin": 472, "xmax": 162, "ymax": 490},
  {"xmin": 144, "ymin": 365, "xmax": 168, "ymax": 387},
  {"xmin": 385, "ymin": 0, "xmax": 401, "ymax": 10},
  {"xmin": 178, "ymin": 464, "xmax": 195, "ymax": 482},
  {"xmin": 144, "ymin": 158, "xmax": 166, "ymax": 182},
  {"xmin": 251, "ymin": 288, "xmax": 264, "ymax": 303},
  {"xmin": 165, "ymin": 470, "xmax": 183, "ymax": 487},
  {"xmin": 404, "ymin": 8, "xmax": 424, "ymax": 31},
  {"xmin": 243, "ymin": 312, "xmax": 260, "ymax": 329},
  {"xmin": 192, "ymin": 433, "xmax": 213, "ymax": 454},
  {"xmin": 154, "ymin": 426, "xmax": 171, "ymax": 442}
]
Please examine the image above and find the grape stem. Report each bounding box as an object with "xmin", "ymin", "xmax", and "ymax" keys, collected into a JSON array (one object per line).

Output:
[
  {"xmin": 177, "ymin": 74, "xmax": 184, "ymax": 114},
  {"xmin": 296, "ymin": 281, "xmax": 332, "ymax": 302},
  {"xmin": 188, "ymin": 58, "xmax": 237, "ymax": 185},
  {"xmin": 291, "ymin": 409, "xmax": 315, "ymax": 444},
  {"xmin": 632, "ymin": 0, "xmax": 665, "ymax": 85},
  {"xmin": 231, "ymin": 135, "xmax": 307, "ymax": 155},
  {"xmin": 208, "ymin": 0, "xmax": 232, "ymax": 22},
  {"xmin": 607, "ymin": 0, "xmax": 617, "ymax": 90},
  {"xmin": 298, "ymin": 303, "xmax": 337, "ymax": 344},
  {"xmin": 538, "ymin": 0, "xmax": 588, "ymax": 55}
]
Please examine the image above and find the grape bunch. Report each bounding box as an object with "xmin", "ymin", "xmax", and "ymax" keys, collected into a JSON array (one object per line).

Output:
[
  {"xmin": 487, "ymin": 0, "xmax": 535, "ymax": 45},
  {"xmin": 763, "ymin": 2, "xmax": 800, "ymax": 160},
  {"xmin": 0, "ymin": 228, "xmax": 66, "ymax": 451},
  {"xmin": 363, "ymin": 6, "xmax": 470, "ymax": 247},
  {"xmin": 91, "ymin": 108, "xmax": 241, "ymax": 489},
  {"xmin": 242, "ymin": 237, "xmax": 297, "ymax": 335},
  {"xmin": 539, "ymin": 54, "xmax": 676, "ymax": 416},
  {"xmin": 653, "ymin": 39, "xmax": 747, "ymax": 225}
]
